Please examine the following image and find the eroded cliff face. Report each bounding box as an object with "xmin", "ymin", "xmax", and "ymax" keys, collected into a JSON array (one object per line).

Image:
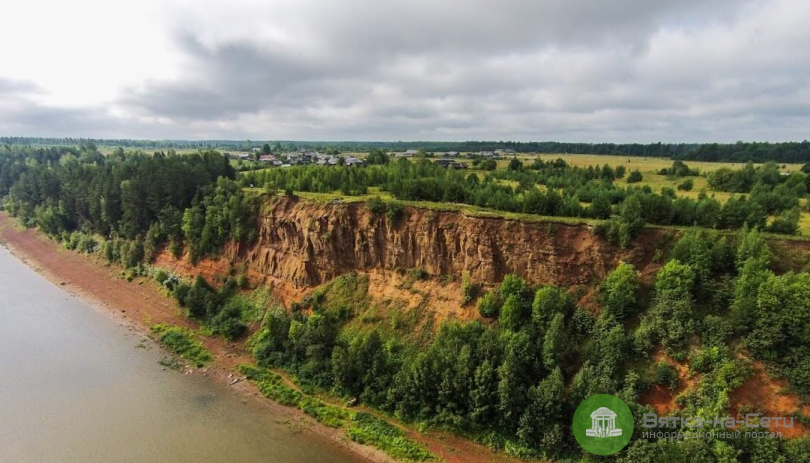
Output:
[{"xmin": 217, "ymin": 196, "xmax": 664, "ymax": 289}]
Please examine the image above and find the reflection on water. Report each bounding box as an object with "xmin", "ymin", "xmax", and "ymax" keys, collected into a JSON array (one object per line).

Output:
[{"xmin": 0, "ymin": 247, "xmax": 367, "ymax": 463}]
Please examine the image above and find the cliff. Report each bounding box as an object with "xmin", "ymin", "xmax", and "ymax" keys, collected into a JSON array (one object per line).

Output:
[{"xmin": 164, "ymin": 196, "xmax": 667, "ymax": 291}]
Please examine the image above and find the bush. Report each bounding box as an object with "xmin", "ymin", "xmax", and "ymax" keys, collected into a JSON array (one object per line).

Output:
[
  {"xmin": 477, "ymin": 291, "xmax": 502, "ymax": 318},
  {"xmin": 480, "ymin": 159, "xmax": 497, "ymax": 170},
  {"xmin": 367, "ymin": 196, "xmax": 385, "ymax": 215},
  {"xmin": 461, "ymin": 271, "xmax": 480, "ymax": 304},
  {"xmin": 408, "ymin": 267, "xmax": 428, "ymax": 280},
  {"xmin": 677, "ymin": 179, "xmax": 694, "ymax": 191},
  {"xmin": 654, "ymin": 361, "xmax": 679, "ymax": 391},
  {"xmin": 154, "ymin": 269, "xmax": 169, "ymax": 285},
  {"xmin": 386, "ymin": 201, "xmax": 405, "ymax": 224},
  {"xmin": 766, "ymin": 207, "xmax": 800, "ymax": 235},
  {"xmin": 151, "ymin": 324, "xmax": 213, "ymax": 367},
  {"xmin": 209, "ymin": 304, "xmax": 247, "ymax": 340},
  {"xmin": 347, "ymin": 412, "xmax": 433, "ymax": 461},
  {"xmin": 627, "ymin": 170, "xmax": 643, "ymax": 183}
]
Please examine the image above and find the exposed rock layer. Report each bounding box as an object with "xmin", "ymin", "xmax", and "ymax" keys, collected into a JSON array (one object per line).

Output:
[{"xmin": 217, "ymin": 196, "xmax": 664, "ymax": 289}]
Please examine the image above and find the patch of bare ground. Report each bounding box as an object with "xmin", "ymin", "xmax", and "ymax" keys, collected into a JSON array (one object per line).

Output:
[
  {"xmin": 639, "ymin": 348, "xmax": 696, "ymax": 415},
  {"xmin": 730, "ymin": 359, "xmax": 810, "ymax": 438}
]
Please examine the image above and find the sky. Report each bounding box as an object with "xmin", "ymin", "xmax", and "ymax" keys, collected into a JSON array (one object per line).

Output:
[{"xmin": 0, "ymin": 0, "xmax": 808, "ymax": 142}]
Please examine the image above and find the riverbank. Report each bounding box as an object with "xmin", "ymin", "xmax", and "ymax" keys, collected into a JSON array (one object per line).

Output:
[
  {"xmin": 0, "ymin": 213, "xmax": 517, "ymax": 463},
  {"xmin": 0, "ymin": 213, "xmax": 397, "ymax": 463}
]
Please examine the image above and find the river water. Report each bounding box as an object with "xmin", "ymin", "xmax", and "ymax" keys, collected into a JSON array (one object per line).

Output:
[{"xmin": 0, "ymin": 246, "xmax": 368, "ymax": 463}]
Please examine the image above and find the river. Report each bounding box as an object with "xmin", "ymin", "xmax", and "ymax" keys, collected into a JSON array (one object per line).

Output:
[{"xmin": 0, "ymin": 246, "xmax": 369, "ymax": 463}]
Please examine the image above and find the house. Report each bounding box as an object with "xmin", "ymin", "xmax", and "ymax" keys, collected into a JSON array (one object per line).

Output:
[
  {"xmin": 259, "ymin": 155, "xmax": 276, "ymax": 162},
  {"xmin": 272, "ymin": 160, "xmax": 283, "ymax": 167},
  {"xmin": 480, "ymin": 151, "xmax": 496, "ymax": 157},
  {"xmin": 344, "ymin": 157, "xmax": 365, "ymax": 167},
  {"xmin": 400, "ymin": 149, "xmax": 419, "ymax": 157},
  {"xmin": 437, "ymin": 159, "xmax": 468, "ymax": 169},
  {"xmin": 446, "ymin": 151, "xmax": 459, "ymax": 157},
  {"xmin": 495, "ymin": 149, "xmax": 516, "ymax": 155}
]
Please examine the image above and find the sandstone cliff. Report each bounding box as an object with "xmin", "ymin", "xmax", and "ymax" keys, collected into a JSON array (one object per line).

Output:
[{"xmin": 222, "ymin": 196, "xmax": 663, "ymax": 289}]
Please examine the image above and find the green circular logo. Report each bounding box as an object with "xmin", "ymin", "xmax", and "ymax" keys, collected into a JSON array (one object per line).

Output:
[{"xmin": 572, "ymin": 394, "xmax": 634, "ymax": 455}]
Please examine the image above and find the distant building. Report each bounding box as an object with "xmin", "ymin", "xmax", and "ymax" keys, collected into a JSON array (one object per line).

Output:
[
  {"xmin": 436, "ymin": 159, "xmax": 468, "ymax": 169},
  {"xmin": 495, "ymin": 149, "xmax": 516, "ymax": 155},
  {"xmin": 344, "ymin": 157, "xmax": 365, "ymax": 167},
  {"xmin": 259, "ymin": 155, "xmax": 276, "ymax": 162}
]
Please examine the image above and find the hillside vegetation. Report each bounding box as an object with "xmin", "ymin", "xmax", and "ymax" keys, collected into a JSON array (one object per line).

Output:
[{"xmin": 2, "ymin": 143, "xmax": 810, "ymax": 462}]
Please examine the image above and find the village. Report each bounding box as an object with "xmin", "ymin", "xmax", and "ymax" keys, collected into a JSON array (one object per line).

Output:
[{"xmin": 225, "ymin": 147, "xmax": 518, "ymax": 170}]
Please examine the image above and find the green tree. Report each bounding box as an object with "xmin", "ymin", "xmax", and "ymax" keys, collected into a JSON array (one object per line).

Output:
[
  {"xmin": 600, "ymin": 262, "xmax": 639, "ymax": 320},
  {"xmin": 517, "ymin": 367, "xmax": 565, "ymax": 451},
  {"xmin": 499, "ymin": 294, "xmax": 526, "ymax": 331}
]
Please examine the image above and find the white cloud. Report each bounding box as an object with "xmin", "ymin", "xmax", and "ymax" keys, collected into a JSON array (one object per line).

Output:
[{"xmin": 0, "ymin": 0, "xmax": 808, "ymax": 141}]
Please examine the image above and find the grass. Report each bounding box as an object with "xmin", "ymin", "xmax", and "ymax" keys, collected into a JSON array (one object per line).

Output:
[
  {"xmin": 493, "ymin": 153, "xmax": 803, "ymax": 173},
  {"xmin": 238, "ymin": 364, "xmax": 434, "ymax": 460},
  {"xmin": 348, "ymin": 412, "xmax": 434, "ymax": 461},
  {"xmin": 150, "ymin": 324, "xmax": 213, "ymax": 367},
  {"xmin": 238, "ymin": 365, "xmax": 349, "ymax": 428}
]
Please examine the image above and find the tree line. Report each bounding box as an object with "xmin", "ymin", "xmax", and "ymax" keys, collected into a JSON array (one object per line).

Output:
[
  {"xmin": 243, "ymin": 158, "xmax": 807, "ymax": 240},
  {"xmin": 6, "ymin": 138, "xmax": 810, "ymax": 162}
]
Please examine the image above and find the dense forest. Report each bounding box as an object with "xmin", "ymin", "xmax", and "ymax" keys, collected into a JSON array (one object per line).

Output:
[
  {"xmin": 2, "ymin": 144, "xmax": 810, "ymax": 461},
  {"xmin": 4, "ymin": 138, "xmax": 810, "ymax": 163}
]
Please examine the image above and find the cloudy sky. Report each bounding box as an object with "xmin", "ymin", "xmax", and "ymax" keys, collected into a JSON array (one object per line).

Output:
[{"xmin": 0, "ymin": 0, "xmax": 808, "ymax": 142}]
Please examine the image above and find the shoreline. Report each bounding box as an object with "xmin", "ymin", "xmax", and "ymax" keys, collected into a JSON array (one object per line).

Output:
[
  {"xmin": 0, "ymin": 213, "xmax": 396, "ymax": 463},
  {"xmin": 0, "ymin": 213, "xmax": 518, "ymax": 463}
]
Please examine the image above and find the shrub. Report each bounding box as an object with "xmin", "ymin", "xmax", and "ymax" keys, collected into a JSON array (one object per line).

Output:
[
  {"xmin": 477, "ymin": 291, "xmax": 502, "ymax": 318},
  {"xmin": 367, "ymin": 196, "xmax": 385, "ymax": 216},
  {"xmin": 151, "ymin": 324, "xmax": 213, "ymax": 367},
  {"xmin": 347, "ymin": 412, "xmax": 433, "ymax": 461},
  {"xmin": 461, "ymin": 271, "xmax": 480, "ymax": 304},
  {"xmin": 408, "ymin": 267, "xmax": 428, "ymax": 280},
  {"xmin": 209, "ymin": 304, "xmax": 248, "ymax": 340},
  {"xmin": 654, "ymin": 361, "xmax": 679, "ymax": 391},
  {"xmin": 499, "ymin": 274, "xmax": 527, "ymax": 300},
  {"xmin": 766, "ymin": 207, "xmax": 800, "ymax": 235},
  {"xmin": 627, "ymin": 170, "xmax": 643, "ymax": 183},
  {"xmin": 386, "ymin": 201, "xmax": 405, "ymax": 224},
  {"xmin": 479, "ymin": 159, "xmax": 497, "ymax": 170},
  {"xmin": 154, "ymin": 269, "xmax": 169, "ymax": 285},
  {"xmin": 677, "ymin": 179, "xmax": 694, "ymax": 191}
]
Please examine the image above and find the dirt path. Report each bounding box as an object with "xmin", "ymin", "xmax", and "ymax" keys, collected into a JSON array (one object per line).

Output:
[{"xmin": 0, "ymin": 214, "xmax": 521, "ymax": 463}]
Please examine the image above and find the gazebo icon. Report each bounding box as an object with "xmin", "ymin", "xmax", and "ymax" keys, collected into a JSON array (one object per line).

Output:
[{"xmin": 586, "ymin": 407, "xmax": 623, "ymax": 438}]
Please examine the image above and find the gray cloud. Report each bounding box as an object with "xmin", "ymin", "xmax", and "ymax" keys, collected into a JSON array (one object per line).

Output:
[{"xmin": 3, "ymin": 0, "xmax": 810, "ymax": 142}]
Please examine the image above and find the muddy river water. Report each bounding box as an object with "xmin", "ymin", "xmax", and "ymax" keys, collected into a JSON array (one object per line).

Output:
[{"xmin": 0, "ymin": 246, "xmax": 369, "ymax": 463}]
